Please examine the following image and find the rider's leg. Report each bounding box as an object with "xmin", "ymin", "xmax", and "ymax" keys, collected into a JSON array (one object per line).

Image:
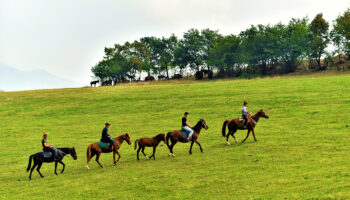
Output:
[
  {"xmin": 49, "ymin": 147, "xmax": 58, "ymax": 161},
  {"xmin": 108, "ymin": 138, "xmax": 114, "ymax": 151},
  {"xmin": 243, "ymin": 115, "xmax": 248, "ymax": 129},
  {"xmin": 183, "ymin": 126, "xmax": 194, "ymax": 140}
]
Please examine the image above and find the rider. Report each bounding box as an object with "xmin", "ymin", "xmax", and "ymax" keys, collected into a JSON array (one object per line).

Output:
[
  {"xmin": 42, "ymin": 132, "xmax": 58, "ymax": 161},
  {"xmin": 242, "ymin": 101, "xmax": 252, "ymax": 129},
  {"xmin": 101, "ymin": 123, "xmax": 114, "ymax": 150},
  {"xmin": 182, "ymin": 112, "xmax": 194, "ymax": 141}
]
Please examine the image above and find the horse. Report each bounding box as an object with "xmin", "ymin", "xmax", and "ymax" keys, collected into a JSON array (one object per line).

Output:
[
  {"xmin": 145, "ymin": 76, "xmax": 155, "ymax": 81},
  {"xmin": 222, "ymin": 109, "xmax": 269, "ymax": 144},
  {"xmin": 27, "ymin": 147, "xmax": 77, "ymax": 180},
  {"xmin": 172, "ymin": 74, "xmax": 182, "ymax": 79},
  {"xmin": 127, "ymin": 75, "xmax": 136, "ymax": 81},
  {"xmin": 102, "ymin": 79, "xmax": 112, "ymax": 86},
  {"xmin": 195, "ymin": 71, "xmax": 204, "ymax": 80},
  {"xmin": 86, "ymin": 133, "xmax": 131, "ymax": 169},
  {"xmin": 90, "ymin": 80, "xmax": 99, "ymax": 87},
  {"xmin": 134, "ymin": 133, "xmax": 167, "ymax": 160},
  {"xmin": 166, "ymin": 119, "xmax": 208, "ymax": 157},
  {"xmin": 158, "ymin": 75, "xmax": 166, "ymax": 80}
]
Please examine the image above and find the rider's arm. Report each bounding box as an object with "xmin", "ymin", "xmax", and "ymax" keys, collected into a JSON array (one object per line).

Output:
[{"xmin": 186, "ymin": 121, "xmax": 192, "ymax": 128}]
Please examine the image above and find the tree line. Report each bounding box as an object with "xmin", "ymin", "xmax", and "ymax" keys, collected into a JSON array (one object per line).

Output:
[{"xmin": 91, "ymin": 8, "xmax": 350, "ymax": 83}]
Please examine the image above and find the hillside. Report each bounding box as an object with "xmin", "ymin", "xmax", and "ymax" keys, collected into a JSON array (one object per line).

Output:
[
  {"xmin": 0, "ymin": 73, "xmax": 349, "ymax": 199},
  {"xmin": 0, "ymin": 63, "xmax": 80, "ymax": 91}
]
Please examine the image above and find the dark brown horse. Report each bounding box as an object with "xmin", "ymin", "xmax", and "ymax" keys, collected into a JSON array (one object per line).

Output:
[
  {"xmin": 134, "ymin": 133, "xmax": 167, "ymax": 160},
  {"xmin": 27, "ymin": 147, "xmax": 77, "ymax": 180},
  {"xmin": 86, "ymin": 133, "xmax": 131, "ymax": 169},
  {"xmin": 166, "ymin": 119, "xmax": 208, "ymax": 157},
  {"xmin": 222, "ymin": 109, "xmax": 269, "ymax": 144}
]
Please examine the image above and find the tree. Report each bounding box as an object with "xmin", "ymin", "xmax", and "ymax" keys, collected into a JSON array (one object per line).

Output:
[
  {"xmin": 309, "ymin": 13, "xmax": 330, "ymax": 70},
  {"xmin": 208, "ymin": 34, "xmax": 242, "ymax": 76},
  {"xmin": 331, "ymin": 8, "xmax": 350, "ymax": 59}
]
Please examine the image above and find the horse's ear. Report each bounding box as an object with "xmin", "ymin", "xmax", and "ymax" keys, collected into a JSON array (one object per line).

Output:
[{"xmin": 261, "ymin": 109, "xmax": 264, "ymax": 111}]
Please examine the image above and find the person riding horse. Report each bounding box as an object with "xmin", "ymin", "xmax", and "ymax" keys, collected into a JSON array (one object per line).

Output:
[
  {"xmin": 182, "ymin": 112, "xmax": 194, "ymax": 141},
  {"xmin": 101, "ymin": 123, "xmax": 114, "ymax": 151},
  {"xmin": 42, "ymin": 132, "xmax": 58, "ymax": 161},
  {"xmin": 242, "ymin": 101, "xmax": 252, "ymax": 129}
]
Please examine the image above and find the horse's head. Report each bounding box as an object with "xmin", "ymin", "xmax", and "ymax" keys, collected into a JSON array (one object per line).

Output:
[
  {"xmin": 259, "ymin": 109, "xmax": 269, "ymax": 119},
  {"xmin": 200, "ymin": 118, "xmax": 209, "ymax": 130},
  {"xmin": 70, "ymin": 147, "xmax": 77, "ymax": 160},
  {"xmin": 123, "ymin": 133, "xmax": 131, "ymax": 145}
]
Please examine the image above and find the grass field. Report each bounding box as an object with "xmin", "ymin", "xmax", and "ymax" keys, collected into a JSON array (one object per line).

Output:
[{"xmin": 1, "ymin": 73, "xmax": 350, "ymax": 199}]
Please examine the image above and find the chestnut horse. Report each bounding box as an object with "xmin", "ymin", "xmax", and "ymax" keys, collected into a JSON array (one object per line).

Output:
[
  {"xmin": 222, "ymin": 109, "xmax": 269, "ymax": 144},
  {"xmin": 166, "ymin": 119, "xmax": 208, "ymax": 157},
  {"xmin": 86, "ymin": 133, "xmax": 131, "ymax": 169},
  {"xmin": 134, "ymin": 133, "xmax": 167, "ymax": 160}
]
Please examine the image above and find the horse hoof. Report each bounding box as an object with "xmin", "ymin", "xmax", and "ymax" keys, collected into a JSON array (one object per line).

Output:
[
  {"xmin": 86, "ymin": 165, "xmax": 90, "ymax": 170},
  {"xmin": 171, "ymin": 154, "xmax": 176, "ymax": 157},
  {"xmin": 227, "ymin": 141, "xmax": 231, "ymax": 145},
  {"xmin": 146, "ymin": 156, "xmax": 149, "ymax": 160},
  {"xmin": 168, "ymin": 153, "xmax": 172, "ymax": 157}
]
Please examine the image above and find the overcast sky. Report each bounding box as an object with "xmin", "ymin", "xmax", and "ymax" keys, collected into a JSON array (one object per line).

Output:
[{"xmin": 1, "ymin": 0, "xmax": 349, "ymax": 85}]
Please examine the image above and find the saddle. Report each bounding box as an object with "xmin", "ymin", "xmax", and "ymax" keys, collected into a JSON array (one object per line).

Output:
[
  {"xmin": 43, "ymin": 151, "xmax": 53, "ymax": 158},
  {"xmin": 180, "ymin": 127, "xmax": 193, "ymax": 140},
  {"xmin": 98, "ymin": 139, "xmax": 116, "ymax": 149}
]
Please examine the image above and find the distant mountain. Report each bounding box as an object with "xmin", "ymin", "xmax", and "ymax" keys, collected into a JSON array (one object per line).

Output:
[{"xmin": 0, "ymin": 63, "xmax": 81, "ymax": 91}]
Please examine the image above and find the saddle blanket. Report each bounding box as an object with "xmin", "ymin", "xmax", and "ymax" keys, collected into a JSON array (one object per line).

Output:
[
  {"xmin": 43, "ymin": 151, "xmax": 52, "ymax": 158},
  {"xmin": 98, "ymin": 139, "xmax": 116, "ymax": 148}
]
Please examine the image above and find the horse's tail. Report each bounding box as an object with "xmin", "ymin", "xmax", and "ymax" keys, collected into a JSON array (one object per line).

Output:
[
  {"xmin": 222, "ymin": 120, "xmax": 229, "ymax": 137},
  {"xmin": 134, "ymin": 139, "xmax": 138, "ymax": 150},
  {"xmin": 27, "ymin": 155, "xmax": 33, "ymax": 172},
  {"xmin": 166, "ymin": 132, "xmax": 171, "ymax": 149}
]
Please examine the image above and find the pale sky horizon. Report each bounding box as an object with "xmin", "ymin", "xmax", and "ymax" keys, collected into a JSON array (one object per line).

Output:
[{"xmin": 1, "ymin": 0, "xmax": 349, "ymax": 86}]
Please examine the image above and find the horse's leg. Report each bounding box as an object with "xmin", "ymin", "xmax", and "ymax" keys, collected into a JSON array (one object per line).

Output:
[
  {"xmin": 251, "ymin": 128, "xmax": 258, "ymax": 141},
  {"xmin": 141, "ymin": 147, "xmax": 148, "ymax": 159},
  {"xmin": 59, "ymin": 160, "xmax": 65, "ymax": 174},
  {"xmin": 95, "ymin": 152, "xmax": 104, "ymax": 168},
  {"xmin": 55, "ymin": 161, "xmax": 58, "ymax": 175},
  {"xmin": 232, "ymin": 129, "xmax": 238, "ymax": 143},
  {"xmin": 36, "ymin": 162, "xmax": 44, "ymax": 178},
  {"xmin": 150, "ymin": 146, "xmax": 156, "ymax": 160},
  {"xmin": 195, "ymin": 140, "xmax": 203, "ymax": 153},
  {"xmin": 137, "ymin": 146, "xmax": 141, "ymax": 160},
  {"xmin": 169, "ymin": 138, "xmax": 177, "ymax": 156},
  {"xmin": 113, "ymin": 150, "xmax": 116, "ymax": 165},
  {"xmin": 226, "ymin": 130, "xmax": 232, "ymax": 145},
  {"xmin": 29, "ymin": 159, "xmax": 38, "ymax": 180},
  {"xmin": 115, "ymin": 150, "xmax": 121, "ymax": 164},
  {"xmin": 189, "ymin": 140, "xmax": 195, "ymax": 155},
  {"xmin": 242, "ymin": 129, "xmax": 251, "ymax": 143}
]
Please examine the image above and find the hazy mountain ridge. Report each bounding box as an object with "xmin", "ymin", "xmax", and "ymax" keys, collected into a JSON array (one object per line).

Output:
[{"xmin": 0, "ymin": 63, "xmax": 81, "ymax": 91}]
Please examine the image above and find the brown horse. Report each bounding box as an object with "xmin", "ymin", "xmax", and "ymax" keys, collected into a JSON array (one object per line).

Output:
[
  {"xmin": 222, "ymin": 109, "xmax": 269, "ymax": 144},
  {"xmin": 166, "ymin": 119, "xmax": 208, "ymax": 157},
  {"xmin": 134, "ymin": 133, "xmax": 167, "ymax": 160},
  {"xmin": 86, "ymin": 133, "xmax": 131, "ymax": 169}
]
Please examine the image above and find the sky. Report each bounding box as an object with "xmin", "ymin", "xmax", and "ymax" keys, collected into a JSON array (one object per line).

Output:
[{"xmin": 0, "ymin": 0, "xmax": 349, "ymax": 86}]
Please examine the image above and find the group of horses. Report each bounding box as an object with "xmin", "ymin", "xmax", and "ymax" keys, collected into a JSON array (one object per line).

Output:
[
  {"xmin": 26, "ymin": 109, "xmax": 269, "ymax": 180},
  {"xmin": 89, "ymin": 73, "xmax": 195, "ymax": 87}
]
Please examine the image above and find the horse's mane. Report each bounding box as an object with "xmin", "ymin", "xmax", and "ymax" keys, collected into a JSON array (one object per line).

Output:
[{"xmin": 192, "ymin": 120, "xmax": 202, "ymax": 132}]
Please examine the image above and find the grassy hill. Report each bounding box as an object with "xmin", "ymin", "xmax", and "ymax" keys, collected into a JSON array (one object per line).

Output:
[{"xmin": 0, "ymin": 73, "xmax": 350, "ymax": 199}]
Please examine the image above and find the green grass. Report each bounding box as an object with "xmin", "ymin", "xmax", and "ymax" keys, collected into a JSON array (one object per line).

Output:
[{"xmin": 1, "ymin": 73, "xmax": 350, "ymax": 199}]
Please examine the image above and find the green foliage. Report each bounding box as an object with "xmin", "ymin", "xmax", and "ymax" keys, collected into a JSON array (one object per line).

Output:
[
  {"xmin": 91, "ymin": 8, "xmax": 349, "ymax": 81},
  {"xmin": 309, "ymin": 13, "xmax": 330, "ymax": 70},
  {"xmin": 331, "ymin": 8, "xmax": 350, "ymax": 58}
]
